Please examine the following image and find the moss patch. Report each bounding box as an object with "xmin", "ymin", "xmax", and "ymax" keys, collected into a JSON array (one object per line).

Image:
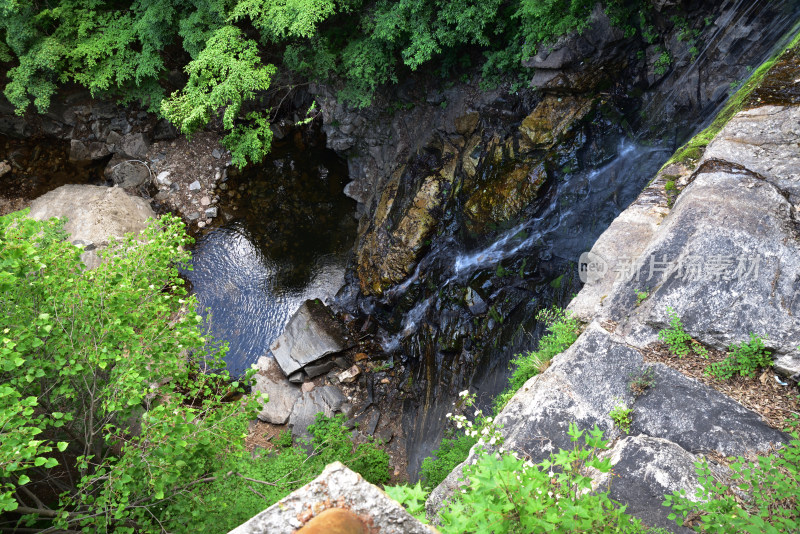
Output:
[{"xmin": 664, "ymin": 23, "xmax": 800, "ymax": 168}]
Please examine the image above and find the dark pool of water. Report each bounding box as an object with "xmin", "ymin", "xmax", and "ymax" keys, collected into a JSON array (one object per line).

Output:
[{"xmin": 184, "ymin": 138, "xmax": 357, "ymax": 376}]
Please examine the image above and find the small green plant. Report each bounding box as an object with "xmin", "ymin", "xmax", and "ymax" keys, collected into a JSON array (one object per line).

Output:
[
  {"xmin": 665, "ymin": 425, "xmax": 800, "ymax": 532},
  {"xmin": 495, "ymin": 307, "xmax": 582, "ymax": 411},
  {"xmin": 664, "ymin": 180, "xmax": 676, "ymax": 191},
  {"xmin": 420, "ymin": 434, "xmax": 478, "ymax": 489},
  {"xmin": 659, "ymin": 307, "xmax": 693, "ymax": 357},
  {"xmin": 706, "ymin": 334, "xmax": 772, "ymax": 380},
  {"xmin": 654, "ymin": 49, "xmax": 672, "ymax": 76},
  {"xmin": 635, "ymin": 289, "xmax": 650, "ymax": 306},
  {"xmin": 385, "ymin": 482, "xmax": 429, "ymax": 523},
  {"xmin": 273, "ymin": 429, "xmax": 293, "ymax": 448},
  {"xmin": 610, "ymin": 400, "xmax": 633, "ymax": 434},
  {"xmin": 629, "ymin": 366, "xmax": 656, "ymax": 396},
  {"xmin": 371, "ymin": 360, "xmax": 393, "ymax": 372}
]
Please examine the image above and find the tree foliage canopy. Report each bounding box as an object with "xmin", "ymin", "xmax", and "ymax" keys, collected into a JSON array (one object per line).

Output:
[{"xmin": 0, "ymin": 0, "xmax": 636, "ymax": 165}]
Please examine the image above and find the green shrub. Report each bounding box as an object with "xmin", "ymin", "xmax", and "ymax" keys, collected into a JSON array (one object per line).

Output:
[
  {"xmin": 706, "ymin": 334, "xmax": 772, "ymax": 380},
  {"xmin": 665, "ymin": 428, "xmax": 800, "ymax": 532},
  {"xmin": 162, "ymin": 413, "xmax": 390, "ymax": 532},
  {"xmin": 420, "ymin": 434, "xmax": 479, "ymax": 489},
  {"xmin": 0, "ymin": 210, "xmax": 260, "ymax": 530},
  {"xmin": 495, "ymin": 307, "xmax": 581, "ymax": 411},
  {"xmin": 273, "ymin": 429, "xmax": 293, "ymax": 449},
  {"xmin": 394, "ymin": 423, "xmax": 649, "ymax": 533}
]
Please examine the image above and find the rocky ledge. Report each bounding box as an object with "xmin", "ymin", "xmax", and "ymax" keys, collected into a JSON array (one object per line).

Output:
[{"xmin": 426, "ymin": 57, "xmax": 800, "ymax": 532}]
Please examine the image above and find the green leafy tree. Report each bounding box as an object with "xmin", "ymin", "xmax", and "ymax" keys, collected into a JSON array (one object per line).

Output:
[
  {"xmin": 0, "ymin": 210, "xmax": 260, "ymax": 532},
  {"xmin": 161, "ymin": 25, "xmax": 277, "ymax": 168}
]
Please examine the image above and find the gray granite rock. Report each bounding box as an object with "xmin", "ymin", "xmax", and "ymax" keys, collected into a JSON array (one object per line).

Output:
[
  {"xmin": 29, "ymin": 185, "xmax": 155, "ymax": 270},
  {"xmin": 229, "ymin": 462, "xmax": 435, "ymax": 534},
  {"xmin": 251, "ymin": 356, "xmax": 302, "ymax": 425},
  {"xmin": 270, "ymin": 300, "xmax": 347, "ymax": 376},
  {"xmin": 426, "ymin": 322, "xmax": 788, "ymax": 518},
  {"xmin": 702, "ymin": 105, "xmax": 800, "ymax": 203},
  {"xmin": 592, "ymin": 436, "xmax": 699, "ymax": 532}
]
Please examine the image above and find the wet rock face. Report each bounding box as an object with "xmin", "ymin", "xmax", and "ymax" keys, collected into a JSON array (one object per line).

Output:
[
  {"xmin": 518, "ymin": 95, "xmax": 595, "ymax": 150},
  {"xmin": 356, "ymin": 144, "xmax": 459, "ymax": 295},
  {"xmin": 464, "ymin": 161, "xmax": 548, "ymax": 233}
]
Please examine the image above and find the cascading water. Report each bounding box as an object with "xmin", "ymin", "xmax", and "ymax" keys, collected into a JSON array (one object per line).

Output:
[{"xmin": 375, "ymin": 0, "xmax": 800, "ymax": 477}]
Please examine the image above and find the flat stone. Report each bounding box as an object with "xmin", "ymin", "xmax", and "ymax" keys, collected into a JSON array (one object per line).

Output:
[
  {"xmin": 270, "ymin": 300, "xmax": 347, "ymax": 376},
  {"xmin": 301, "ymin": 382, "xmax": 315, "ymax": 393},
  {"xmin": 204, "ymin": 206, "xmax": 218, "ymax": 218},
  {"xmin": 187, "ymin": 212, "xmax": 200, "ymax": 221},
  {"xmin": 304, "ymin": 360, "xmax": 336, "ymax": 379},
  {"xmin": 287, "ymin": 370, "xmax": 306, "ymax": 384},
  {"xmin": 289, "ymin": 389, "xmax": 334, "ymax": 439},
  {"xmin": 337, "ymin": 365, "xmax": 360, "ymax": 384},
  {"xmin": 200, "ymin": 196, "xmax": 211, "ymax": 206},
  {"xmin": 212, "ymin": 148, "xmax": 222, "ymax": 159},
  {"xmin": 189, "ymin": 180, "xmax": 202, "ymax": 191},
  {"xmin": 252, "ymin": 356, "xmax": 302, "ymax": 425},
  {"xmin": 319, "ymin": 386, "xmax": 346, "ymax": 412},
  {"xmin": 229, "ymin": 463, "xmax": 435, "ymax": 534}
]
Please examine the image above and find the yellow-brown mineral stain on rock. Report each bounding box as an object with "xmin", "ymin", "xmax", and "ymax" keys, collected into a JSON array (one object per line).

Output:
[
  {"xmin": 519, "ymin": 95, "xmax": 595, "ymax": 150},
  {"xmin": 356, "ymin": 142, "xmax": 458, "ymax": 296},
  {"xmin": 464, "ymin": 161, "xmax": 548, "ymax": 232},
  {"xmin": 296, "ymin": 508, "xmax": 368, "ymax": 534}
]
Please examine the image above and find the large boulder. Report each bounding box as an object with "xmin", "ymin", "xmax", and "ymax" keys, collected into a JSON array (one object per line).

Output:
[
  {"xmin": 270, "ymin": 300, "xmax": 348, "ymax": 376},
  {"xmin": 427, "ymin": 323, "xmax": 788, "ymax": 527},
  {"xmin": 28, "ymin": 185, "xmax": 155, "ymax": 269},
  {"xmin": 581, "ymin": 166, "xmax": 800, "ymax": 377}
]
